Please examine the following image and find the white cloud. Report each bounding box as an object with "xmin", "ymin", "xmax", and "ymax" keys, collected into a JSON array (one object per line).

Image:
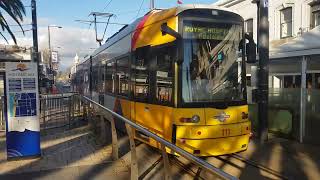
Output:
[{"xmin": 1, "ymin": 26, "xmax": 98, "ymax": 71}]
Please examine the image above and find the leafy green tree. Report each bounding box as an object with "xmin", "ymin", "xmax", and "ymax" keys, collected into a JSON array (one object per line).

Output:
[{"xmin": 0, "ymin": 0, "xmax": 26, "ymax": 44}]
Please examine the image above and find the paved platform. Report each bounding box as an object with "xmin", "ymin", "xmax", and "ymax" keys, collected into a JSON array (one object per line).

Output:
[
  {"xmin": 1, "ymin": 124, "xmax": 320, "ymax": 179},
  {"xmin": 0, "ymin": 124, "xmax": 132, "ymax": 180},
  {"xmin": 201, "ymin": 136, "xmax": 320, "ymax": 180}
]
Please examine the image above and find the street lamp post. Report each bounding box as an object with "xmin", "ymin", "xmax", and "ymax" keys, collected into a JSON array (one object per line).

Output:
[{"xmin": 47, "ymin": 25, "xmax": 62, "ymax": 91}]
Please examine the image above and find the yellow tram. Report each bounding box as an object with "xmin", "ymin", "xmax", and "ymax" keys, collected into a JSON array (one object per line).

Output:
[{"xmin": 72, "ymin": 4, "xmax": 252, "ymax": 156}]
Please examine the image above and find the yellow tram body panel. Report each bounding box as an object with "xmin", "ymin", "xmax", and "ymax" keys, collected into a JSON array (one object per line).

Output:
[
  {"xmin": 132, "ymin": 9, "xmax": 178, "ymax": 50},
  {"xmin": 118, "ymin": 98, "xmax": 251, "ymax": 156}
]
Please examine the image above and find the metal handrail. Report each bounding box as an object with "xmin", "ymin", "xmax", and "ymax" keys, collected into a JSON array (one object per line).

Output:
[{"xmin": 81, "ymin": 95, "xmax": 238, "ymax": 180}]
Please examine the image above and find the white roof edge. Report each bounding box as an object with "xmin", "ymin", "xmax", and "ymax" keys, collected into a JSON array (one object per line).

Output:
[
  {"xmin": 270, "ymin": 48, "xmax": 320, "ymax": 59},
  {"xmin": 213, "ymin": 0, "xmax": 235, "ymax": 6}
]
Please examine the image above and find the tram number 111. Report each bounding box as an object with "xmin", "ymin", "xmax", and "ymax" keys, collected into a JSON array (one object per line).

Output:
[{"xmin": 222, "ymin": 129, "xmax": 231, "ymax": 136}]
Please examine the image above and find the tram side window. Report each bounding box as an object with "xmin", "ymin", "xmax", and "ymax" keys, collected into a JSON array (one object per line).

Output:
[
  {"xmin": 92, "ymin": 65, "xmax": 99, "ymax": 92},
  {"xmin": 117, "ymin": 57, "xmax": 129, "ymax": 97},
  {"xmin": 105, "ymin": 61, "xmax": 116, "ymax": 94},
  {"xmin": 135, "ymin": 52, "xmax": 150, "ymax": 102},
  {"xmin": 155, "ymin": 46, "xmax": 174, "ymax": 104},
  {"xmin": 98, "ymin": 65, "xmax": 105, "ymax": 93}
]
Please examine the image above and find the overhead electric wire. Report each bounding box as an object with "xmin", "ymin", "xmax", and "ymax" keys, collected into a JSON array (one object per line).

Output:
[
  {"xmin": 75, "ymin": 20, "xmax": 127, "ymax": 26},
  {"xmin": 135, "ymin": 0, "xmax": 146, "ymax": 19},
  {"xmin": 8, "ymin": 23, "xmax": 32, "ymax": 27},
  {"xmin": 1, "ymin": 29, "xmax": 32, "ymax": 33},
  {"xmin": 101, "ymin": 16, "xmax": 112, "ymax": 41},
  {"xmin": 101, "ymin": 0, "xmax": 113, "ymax": 12}
]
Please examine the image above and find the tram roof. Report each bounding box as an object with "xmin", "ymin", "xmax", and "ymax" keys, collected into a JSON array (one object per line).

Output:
[{"xmin": 88, "ymin": 4, "xmax": 239, "ymax": 60}]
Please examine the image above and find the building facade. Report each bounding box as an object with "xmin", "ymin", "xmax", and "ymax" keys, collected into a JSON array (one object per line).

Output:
[
  {"xmin": 214, "ymin": 0, "xmax": 320, "ymax": 143},
  {"xmin": 214, "ymin": 0, "xmax": 320, "ymax": 48}
]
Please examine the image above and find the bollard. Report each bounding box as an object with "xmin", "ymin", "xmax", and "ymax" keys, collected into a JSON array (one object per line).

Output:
[
  {"xmin": 161, "ymin": 144, "xmax": 172, "ymax": 180},
  {"xmin": 99, "ymin": 114, "xmax": 107, "ymax": 144},
  {"xmin": 110, "ymin": 116, "xmax": 119, "ymax": 160},
  {"xmin": 68, "ymin": 96, "xmax": 72, "ymax": 129},
  {"xmin": 125, "ymin": 123, "xmax": 138, "ymax": 180}
]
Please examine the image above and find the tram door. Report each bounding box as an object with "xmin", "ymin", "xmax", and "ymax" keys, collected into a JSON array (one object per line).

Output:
[{"xmin": 133, "ymin": 46, "xmax": 174, "ymax": 144}]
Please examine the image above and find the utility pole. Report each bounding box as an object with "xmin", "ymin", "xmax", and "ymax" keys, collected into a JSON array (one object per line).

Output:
[
  {"xmin": 31, "ymin": 0, "xmax": 41, "ymax": 94},
  {"xmin": 47, "ymin": 25, "xmax": 62, "ymax": 91},
  {"xmin": 48, "ymin": 26, "xmax": 52, "ymax": 89},
  {"xmin": 31, "ymin": 0, "xmax": 38, "ymax": 63},
  {"xmin": 257, "ymin": 0, "xmax": 269, "ymax": 143}
]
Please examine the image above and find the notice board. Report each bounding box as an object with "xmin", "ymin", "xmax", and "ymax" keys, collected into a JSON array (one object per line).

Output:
[{"xmin": 5, "ymin": 62, "xmax": 40, "ymax": 158}]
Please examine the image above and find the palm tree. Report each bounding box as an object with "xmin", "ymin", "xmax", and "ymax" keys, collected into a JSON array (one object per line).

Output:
[{"xmin": 0, "ymin": 0, "xmax": 26, "ymax": 44}]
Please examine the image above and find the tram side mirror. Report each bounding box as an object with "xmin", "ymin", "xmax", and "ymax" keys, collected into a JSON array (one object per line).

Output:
[
  {"xmin": 246, "ymin": 41, "xmax": 257, "ymax": 64},
  {"xmin": 244, "ymin": 33, "xmax": 257, "ymax": 64},
  {"xmin": 161, "ymin": 23, "xmax": 181, "ymax": 39}
]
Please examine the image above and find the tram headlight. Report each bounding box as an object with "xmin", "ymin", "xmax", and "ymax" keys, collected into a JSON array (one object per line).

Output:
[
  {"xmin": 180, "ymin": 115, "xmax": 200, "ymax": 123},
  {"xmin": 191, "ymin": 115, "xmax": 200, "ymax": 123}
]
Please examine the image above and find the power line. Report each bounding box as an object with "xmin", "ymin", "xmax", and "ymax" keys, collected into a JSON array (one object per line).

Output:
[
  {"xmin": 102, "ymin": 0, "xmax": 113, "ymax": 12},
  {"xmin": 115, "ymin": 8, "xmax": 149, "ymax": 16},
  {"xmin": 75, "ymin": 20, "xmax": 127, "ymax": 26},
  {"xmin": 8, "ymin": 24, "xmax": 32, "ymax": 27},
  {"xmin": 135, "ymin": 0, "xmax": 146, "ymax": 19},
  {"xmin": 1, "ymin": 29, "xmax": 32, "ymax": 33}
]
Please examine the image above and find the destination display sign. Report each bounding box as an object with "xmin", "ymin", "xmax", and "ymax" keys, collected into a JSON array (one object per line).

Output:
[{"xmin": 183, "ymin": 25, "xmax": 229, "ymax": 40}]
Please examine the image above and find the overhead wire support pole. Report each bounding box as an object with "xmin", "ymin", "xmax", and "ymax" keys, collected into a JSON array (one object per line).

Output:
[
  {"xmin": 93, "ymin": 14, "xmax": 101, "ymax": 46},
  {"xmin": 257, "ymin": 0, "xmax": 269, "ymax": 143},
  {"xmin": 31, "ymin": 0, "xmax": 41, "ymax": 95},
  {"xmin": 150, "ymin": 0, "xmax": 155, "ymax": 10},
  {"xmin": 89, "ymin": 12, "xmax": 114, "ymax": 46},
  {"xmin": 31, "ymin": 0, "xmax": 39, "ymax": 63}
]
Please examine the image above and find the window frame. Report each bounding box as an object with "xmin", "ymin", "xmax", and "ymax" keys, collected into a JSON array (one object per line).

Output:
[
  {"xmin": 280, "ymin": 7, "xmax": 293, "ymax": 39},
  {"xmin": 105, "ymin": 59, "xmax": 116, "ymax": 95},
  {"xmin": 132, "ymin": 42, "xmax": 176, "ymax": 106},
  {"xmin": 310, "ymin": 2, "xmax": 320, "ymax": 29},
  {"xmin": 116, "ymin": 55, "xmax": 130, "ymax": 98},
  {"xmin": 152, "ymin": 43, "xmax": 175, "ymax": 106},
  {"xmin": 244, "ymin": 18, "xmax": 254, "ymax": 38}
]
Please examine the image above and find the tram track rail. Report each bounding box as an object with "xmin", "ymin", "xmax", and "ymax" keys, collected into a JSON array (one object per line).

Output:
[
  {"xmin": 168, "ymin": 153, "xmax": 289, "ymax": 180},
  {"xmin": 226, "ymin": 153, "xmax": 289, "ymax": 180}
]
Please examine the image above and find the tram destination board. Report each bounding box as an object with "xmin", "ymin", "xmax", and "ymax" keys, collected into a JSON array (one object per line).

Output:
[{"xmin": 183, "ymin": 21, "xmax": 230, "ymax": 40}]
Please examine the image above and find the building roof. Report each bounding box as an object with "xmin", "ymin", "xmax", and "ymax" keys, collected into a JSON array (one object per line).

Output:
[
  {"xmin": 270, "ymin": 26, "xmax": 320, "ymax": 59},
  {"xmin": 0, "ymin": 45, "xmax": 31, "ymax": 61},
  {"xmin": 213, "ymin": 0, "xmax": 246, "ymax": 8}
]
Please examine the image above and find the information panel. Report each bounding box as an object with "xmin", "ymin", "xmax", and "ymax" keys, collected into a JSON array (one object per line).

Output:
[{"xmin": 5, "ymin": 62, "xmax": 40, "ymax": 158}]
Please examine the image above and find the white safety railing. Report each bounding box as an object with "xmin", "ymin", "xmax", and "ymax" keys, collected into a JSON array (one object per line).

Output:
[{"xmin": 81, "ymin": 95, "xmax": 238, "ymax": 180}]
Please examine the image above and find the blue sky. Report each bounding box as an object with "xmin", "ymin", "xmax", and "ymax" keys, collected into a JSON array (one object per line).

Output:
[{"xmin": 4, "ymin": 0, "xmax": 216, "ymax": 70}]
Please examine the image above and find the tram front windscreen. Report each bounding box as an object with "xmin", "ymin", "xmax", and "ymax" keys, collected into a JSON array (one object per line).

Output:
[{"xmin": 181, "ymin": 20, "xmax": 245, "ymax": 105}]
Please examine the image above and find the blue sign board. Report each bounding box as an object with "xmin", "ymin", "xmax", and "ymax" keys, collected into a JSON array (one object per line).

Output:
[{"xmin": 5, "ymin": 62, "xmax": 40, "ymax": 158}]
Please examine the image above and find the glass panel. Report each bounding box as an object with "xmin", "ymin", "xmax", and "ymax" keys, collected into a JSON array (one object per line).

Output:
[
  {"xmin": 281, "ymin": 22, "xmax": 292, "ymax": 38},
  {"xmin": 92, "ymin": 65, "xmax": 99, "ymax": 92},
  {"xmin": 182, "ymin": 21, "xmax": 244, "ymax": 103},
  {"xmin": 280, "ymin": 8, "xmax": 292, "ymax": 22},
  {"xmin": 249, "ymin": 88, "xmax": 300, "ymax": 137},
  {"xmin": 245, "ymin": 19, "xmax": 253, "ymax": 37},
  {"xmin": 305, "ymin": 88, "xmax": 320, "ymax": 143},
  {"xmin": 135, "ymin": 53, "xmax": 149, "ymax": 101},
  {"xmin": 98, "ymin": 65, "xmax": 105, "ymax": 93},
  {"xmin": 117, "ymin": 57, "xmax": 129, "ymax": 96},
  {"xmin": 314, "ymin": 11, "xmax": 320, "ymax": 27},
  {"xmin": 280, "ymin": 7, "xmax": 292, "ymax": 38},
  {"xmin": 105, "ymin": 61, "xmax": 115, "ymax": 93},
  {"xmin": 155, "ymin": 46, "xmax": 174, "ymax": 104}
]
